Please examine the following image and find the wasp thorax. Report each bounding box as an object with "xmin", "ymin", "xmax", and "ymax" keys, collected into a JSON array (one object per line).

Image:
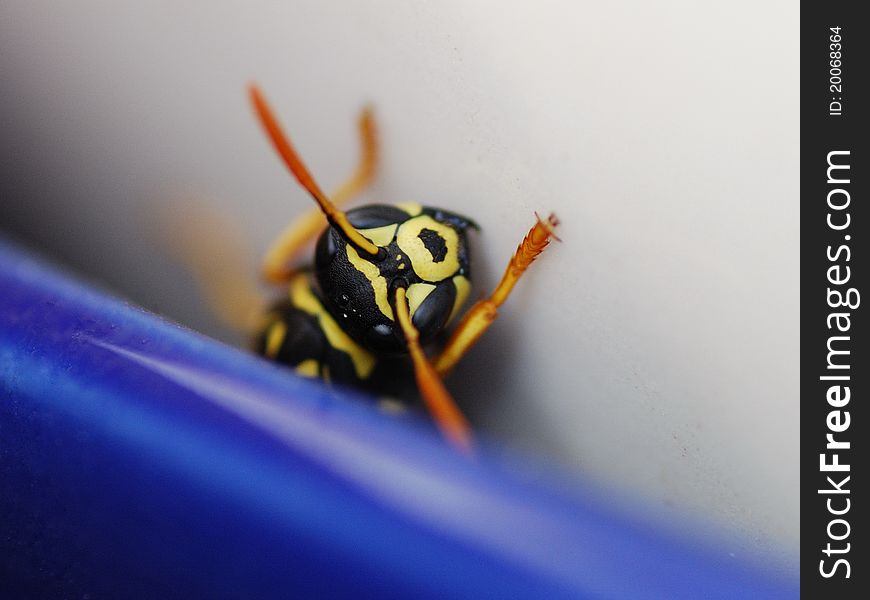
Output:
[{"xmin": 315, "ymin": 204, "xmax": 475, "ymax": 353}]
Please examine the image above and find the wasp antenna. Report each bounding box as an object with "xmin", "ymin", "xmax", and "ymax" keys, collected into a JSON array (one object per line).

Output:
[
  {"xmin": 434, "ymin": 212, "xmax": 559, "ymax": 376},
  {"xmin": 534, "ymin": 211, "xmax": 561, "ymax": 242},
  {"xmin": 393, "ymin": 287, "xmax": 475, "ymax": 454},
  {"xmin": 248, "ymin": 84, "xmax": 380, "ymax": 257}
]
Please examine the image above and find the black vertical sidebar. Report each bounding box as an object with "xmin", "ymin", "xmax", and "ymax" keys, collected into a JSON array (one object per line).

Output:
[{"xmin": 801, "ymin": 3, "xmax": 867, "ymax": 597}]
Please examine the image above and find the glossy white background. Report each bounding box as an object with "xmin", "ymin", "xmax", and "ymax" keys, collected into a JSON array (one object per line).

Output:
[{"xmin": 1, "ymin": 1, "xmax": 798, "ymax": 570}]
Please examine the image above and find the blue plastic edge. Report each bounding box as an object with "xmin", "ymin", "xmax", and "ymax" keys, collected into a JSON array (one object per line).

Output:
[{"xmin": 0, "ymin": 239, "xmax": 797, "ymax": 599}]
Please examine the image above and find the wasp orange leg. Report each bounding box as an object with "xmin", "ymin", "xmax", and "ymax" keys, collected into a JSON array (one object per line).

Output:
[
  {"xmin": 331, "ymin": 105, "xmax": 378, "ymax": 206},
  {"xmin": 250, "ymin": 84, "xmax": 380, "ymax": 283},
  {"xmin": 393, "ymin": 287, "xmax": 475, "ymax": 454},
  {"xmin": 159, "ymin": 201, "xmax": 265, "ymax": 332},
  {"xmin": 434, "ymin": 213, "xmax": 559, "ymax": 377}
]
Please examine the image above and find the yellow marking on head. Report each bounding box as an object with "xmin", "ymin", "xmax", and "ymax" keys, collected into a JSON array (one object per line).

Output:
[
  {"xmin": 358, "ymin": 224, "xmax": 398, "ymax": 247},
  {"xmin": 294, "ymin": 359, "xmax": 320, "ymax": 378},
  {"xmin": 398, "ymin": 263, "xmax": 406, "ymax": 270},
  {"xmin": 396, "ymin": 215, "xmax": 460, "ymax": 282},
  {"xmin": 264, "ymin": 320, "xmax": 287, "ymax": 358},
  {"xmin": 396, "ymin": 202, "xmax": 423, "ymax": 216},
  {"xmin": 448, "ymin": 275, "xmax": 471, "ymax": 324},
  {"xmin": 345, "ymin": 245, "xmax": 394, "ymax": 320},
  {"xmin": 406, "ymin": 282, "xmax": 436, "ymax": 317},
  {"xmin": 289, "ymin": 276, "xmax": 376, "ymax": 379}
]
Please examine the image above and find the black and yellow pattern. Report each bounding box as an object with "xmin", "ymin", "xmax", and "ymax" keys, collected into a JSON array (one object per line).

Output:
[
  {"xmin": 245, "ymin": 85, "xmax": 557, "ymax": 450},
  {"xmin": 253, "ymin": 203, "xmax": 476, "ymax": 393},
  {"xmin": 314, "ymin": 203, "xmax": 475, "ymax": 354}
]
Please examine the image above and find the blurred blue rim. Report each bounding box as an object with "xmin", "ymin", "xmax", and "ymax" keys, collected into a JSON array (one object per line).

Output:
[{"xmin": 0, "ymin": 239, "xmax": 796, "ymax": 599}]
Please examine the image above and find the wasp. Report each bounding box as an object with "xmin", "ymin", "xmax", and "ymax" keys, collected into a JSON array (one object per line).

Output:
[{"xmin": 186, "ymin": 86, "xmax": 558, "ymax": 453}]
